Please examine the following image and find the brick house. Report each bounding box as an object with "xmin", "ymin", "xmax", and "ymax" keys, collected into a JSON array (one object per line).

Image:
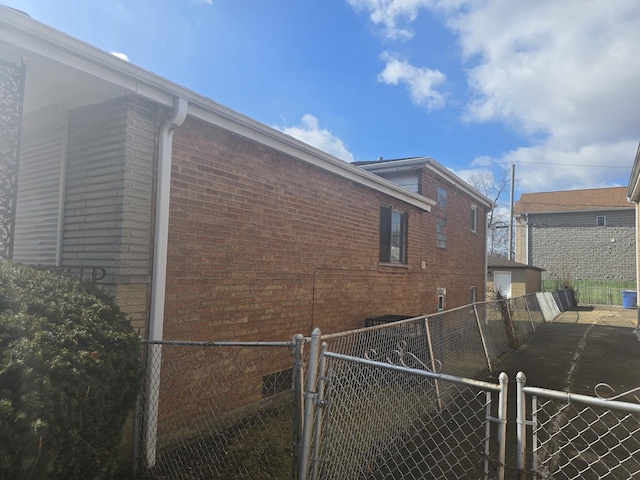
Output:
[
  {"xmin": 1, "ymin": 8, "xmax": 493, "ymax": 342},
  {"xmin": 514, "ymin": 187, "xmax": 635, "ymax": 284}
]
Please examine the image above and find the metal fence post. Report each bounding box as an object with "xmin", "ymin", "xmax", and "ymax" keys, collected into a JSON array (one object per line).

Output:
[
  {"xmin": 497, "ymin": 372, "xmax": 508, "ymax": 480},
  {"xmin": 473, "ymin": 304, "xmax": 492, "ymax": 372},
  {"xmin": 293, "ymin": 334, "xmax": 305, "ymax": 479},
  {"xmin": 516, "ymin": 371, "xmax": 527, "ymax": 480},
  {"xmin": 311, "ymin": 342, "xmax": 328, "ymax": 480},
  {"xmin": 524, "ymin": 295, "xmax": 536, "ymax": 333},
  {"xmin": 299, "ymin": 328, "xmax": 321, "ymax": 480},
  {"xmin": 423, "ymin": 316, "xmax": 443, "ymax": 411}
]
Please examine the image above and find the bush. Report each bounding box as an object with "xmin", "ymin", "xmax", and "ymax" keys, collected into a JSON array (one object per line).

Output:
[{"xmin": 0, "ymin": 263, "xmax": 141, "ymax": 479}]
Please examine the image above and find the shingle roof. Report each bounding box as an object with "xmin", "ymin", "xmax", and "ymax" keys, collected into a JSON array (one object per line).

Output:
[
  {"xmin": 514, "ymin": 187, "xmax": 631, "ymax": 214},
  {"xmin": 487, "ymin": 256, "xmax": 545, "ymax": 271}
]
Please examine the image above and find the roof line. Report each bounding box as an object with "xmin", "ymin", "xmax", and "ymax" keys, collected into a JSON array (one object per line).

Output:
[{"xmin": 359, "ymin": 157, "xmax": 496, "ymax": 208}]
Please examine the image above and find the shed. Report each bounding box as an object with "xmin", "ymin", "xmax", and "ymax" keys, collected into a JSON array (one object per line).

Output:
[{"xmin": 487, "ymin": 256, "xmax": 545, "ymax": 298}]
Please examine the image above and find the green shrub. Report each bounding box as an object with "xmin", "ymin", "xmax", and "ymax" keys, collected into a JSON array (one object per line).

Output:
[{"xmin": 0, "ymin": 263, "xmax": 141, "ymax": 479}]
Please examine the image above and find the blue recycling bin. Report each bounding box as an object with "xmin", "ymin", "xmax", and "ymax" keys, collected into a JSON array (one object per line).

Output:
[{"xmin": 622, "ymin": 290, "xmax": 637, "ymax": 309}]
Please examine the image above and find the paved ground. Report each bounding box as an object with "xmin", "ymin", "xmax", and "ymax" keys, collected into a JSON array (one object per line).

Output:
[
  {"xmin": 483, "ymin": 305, "xmax": 640, "ymax": 477},
  {"xmin": 487, "ymin": 305, "xmax": 640, "ymax": 397}
]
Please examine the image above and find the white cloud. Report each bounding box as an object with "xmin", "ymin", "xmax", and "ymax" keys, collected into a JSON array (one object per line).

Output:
[
  {"xmin": 378, "ymin": 53, "xmax": 446, "ymax": 110},
  {"xmin": 110, "ymin": 51, "xmax": 129, "ymax": 61},
  {"xmin": 277, "ymin": 114, "xmax": 356, "ymax": 162},
  {"xmin": 347, "ymin": 0, "xmax": 432, "ymax": 40},
  {"xmin": 349, "ymin": 0, "xmax": 640, "ymax": 192}
]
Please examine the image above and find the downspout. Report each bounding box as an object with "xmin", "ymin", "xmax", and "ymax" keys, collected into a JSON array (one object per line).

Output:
[
  {"xmin": 635, "ymin": 203, "xmax": 640, "ymax": 334},
  {"xmin": 143, "ymin": 96, "xmax": 188, "ymax": 468},
  {"xmin": 525, "ymin": 213, "xmax": 529, "ymax": 265},
  {"xmin": 485, "ymin": 212, "xmax": 489, "ymax": 302}
]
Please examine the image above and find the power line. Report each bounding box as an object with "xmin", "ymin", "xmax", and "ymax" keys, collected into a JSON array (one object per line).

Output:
[{"xmin": 477, "ymin": 160, "xmax": 631, "ymax": 169}]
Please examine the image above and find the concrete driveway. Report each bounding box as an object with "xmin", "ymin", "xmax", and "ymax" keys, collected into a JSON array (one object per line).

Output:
[
  {"xmin": 483, "ymin": 306, "xmax": 640, "ymax": 477},
  {"xmin": 489, "ymin": 305, "xmax": 640, "ymax": 397}
]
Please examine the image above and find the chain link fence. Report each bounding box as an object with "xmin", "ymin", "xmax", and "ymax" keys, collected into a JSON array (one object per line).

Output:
[
  {"xmin": 302, "ymin": 348, "xmax": 508, "ymax": 480},
  {"xmin": 132, "ymin": 292, "xmax": 572, "ymax": 479},
  {"xmin": 517, "ymin": 379, "xmax": 640, "ymax": 480},
  {"xmin": 136, "ymin": 339, "xmax": 303, "ymax": 479}
]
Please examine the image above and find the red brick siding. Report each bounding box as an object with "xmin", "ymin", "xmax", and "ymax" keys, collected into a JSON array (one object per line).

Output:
[
  {"xmin": 162, "ymin": 116, "xmax": 486, "ymax": 341},
  {"xmin": 419, "ymin": 168, "xmax": 487, "ymax": 309}
]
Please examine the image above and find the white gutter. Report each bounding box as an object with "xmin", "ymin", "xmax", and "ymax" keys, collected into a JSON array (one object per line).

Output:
[
  {"xmin": 485, "ymin": 213, "xmax": 489, "ymax": 302},
  {"xmin": 143, "ymin": 96, "xmax": 188, "ymax": 468},
  {"xmin": 525, "ymin": 213, "xmax": 529, "ymax": 265},
  {"xmin": 636, "ymin": 203, "xmax": 640, "ymax": 334}
]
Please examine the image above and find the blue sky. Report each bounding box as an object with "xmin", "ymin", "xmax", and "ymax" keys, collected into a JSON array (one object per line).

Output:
[{"xmin": 7, "ymin": 0, "xmax": 640, "ymax": 204}]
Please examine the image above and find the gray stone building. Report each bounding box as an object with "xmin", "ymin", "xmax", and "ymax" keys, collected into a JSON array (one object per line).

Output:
[{"xmin": 514, "ymin": 187, "xmax": 635, "ymax": 282}]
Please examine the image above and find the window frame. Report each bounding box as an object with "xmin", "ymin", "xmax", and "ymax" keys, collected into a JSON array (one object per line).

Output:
[
  {"xmin": 379, "ymin": 205, "xmax": 408, "ymax": 265},
  {"xmin": 470, "ymin": 287, "xmax": 478, "ymax": 304},
  {"xmin": 471, "ymin": 205, "xmax": 478, "ymax": 233},
  {"xmin": 596, "ymin": 215, "xmax": 606, "ymax": 227}
]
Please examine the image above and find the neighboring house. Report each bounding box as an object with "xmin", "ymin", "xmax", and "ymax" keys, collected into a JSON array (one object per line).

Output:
[
  {"xmin": 0, "ymin": 8, "xmax": 493, "ymax": 343},
  {"xmin": 625, "ymin": 142, "xmax": 640, "ymax": 326},
  {"xmin": 514, "ymin": 187, "xmax": 635, "ymax": 284},
  {"xmin": 487, "ymin": 255, "xmax": 544, "ymax": 299}
]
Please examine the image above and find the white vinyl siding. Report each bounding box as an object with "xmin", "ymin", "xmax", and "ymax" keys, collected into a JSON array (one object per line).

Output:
[{"xmin": 13, "ymin": 128, "xmax": 67, "ymax": 265}]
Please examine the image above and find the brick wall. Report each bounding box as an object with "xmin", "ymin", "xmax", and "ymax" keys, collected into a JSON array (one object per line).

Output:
[
  {"xmin": 419, "ymin": 168, "xmax": 488, "ymax": 309},
  {"xmin": 162, "ymin": 116, "xmax": 487, "ymax": 341},
  {"xmin": 64, "ymin": 96, "xmax": 156, "ymax": 330},
  {"xmin": 527, "ymin": 210, "xmax": 635, "ymax": 281}
]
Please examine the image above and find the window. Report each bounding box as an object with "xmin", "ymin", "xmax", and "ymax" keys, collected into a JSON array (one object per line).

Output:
[
  {"xmin": 437, "ymin": 287, "xmax": 446, "ymax": 312},
  {"xmin": 470, "ymin": 287, "xmax": 477, "ymax": 304},
  {"xmin": 379, "ymin": 205, "xmax": 407, "ymax": 264},
  {"xmin": 436, "ymin": 187, "xmax": 447, "ymax": 249},
  {"xmin": 596, "ymin": 215, "xmax": 606, "ymax": 227},
  {"xmin": 471, "ymin": 205, "xmax": 478, "ymax": 233}
]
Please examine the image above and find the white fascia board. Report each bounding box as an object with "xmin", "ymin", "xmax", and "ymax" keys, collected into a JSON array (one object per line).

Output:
[
  {"xmin": 360, "ymin": 157, "xmax": 431, "ymax": 173},
  {"xmin": 361, "ymin": 157, "xmax": 495, "ymax": 209},
  {"xmin": 626, "ymin": 142, "xmax": 640, "ymax": 203},
  {"xmin": 0, "ymin": 7, "xmax": 434, "ymax": 212}
]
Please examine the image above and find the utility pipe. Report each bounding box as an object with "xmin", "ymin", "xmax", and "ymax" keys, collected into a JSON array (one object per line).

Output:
[{"xmin": 143, "ymin": 96, "xmax": 188, "ymax": 468}]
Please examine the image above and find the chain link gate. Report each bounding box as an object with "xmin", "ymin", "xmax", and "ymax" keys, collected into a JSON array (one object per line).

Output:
[
  {"xmin": 516, "ymin": 373, "xmax": 640, "ymax": 479},
  {"xmin": 300, "ymin": 333, "xmax": 509, "ymax": 480}
]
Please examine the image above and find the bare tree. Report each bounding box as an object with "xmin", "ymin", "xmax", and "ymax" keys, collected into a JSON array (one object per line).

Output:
[{"xmin": 465, "ymin": 169, "xmax": 510, "ymax": 256}]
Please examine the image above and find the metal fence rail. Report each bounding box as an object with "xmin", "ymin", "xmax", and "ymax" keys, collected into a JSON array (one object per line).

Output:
[
  {"xmin": 136, "ymin": 339, "xmax": 302, "ymax": 479},
  {"xmin": 517, "ymin": 374, "xmax": 640, "ymax": 480},
  {"xmin": 132, "ymin": 292, "xmax": 571, "ymax": 479},
  {"xmin": 303, "ymin": 347, "xmax": 508, "ymax": 480}
]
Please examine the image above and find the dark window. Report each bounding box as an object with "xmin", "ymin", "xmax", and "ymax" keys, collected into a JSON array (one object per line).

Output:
[
  {"xmin": 437, "ymin": 187, "xmax": 447, "ymax": 249},
  {"xmin": 470, "ymin": 287, "xmax": 477, "ymax": 304},
  {"xmin": 596, "ymin": 215, "xmax": 606, "ymax": 227},
  {"xmin": 380, "ymin": 206, "xmax": 407, "ymax": 264}
]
